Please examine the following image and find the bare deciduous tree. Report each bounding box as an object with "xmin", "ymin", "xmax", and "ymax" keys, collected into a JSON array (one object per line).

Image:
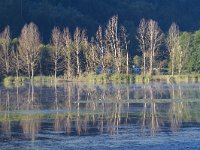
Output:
[
  {"xmin": 105, "ymin": 15, "xmax": 121, "ymax": 73},
  {"xmin": 51, "ymin": 27, "xmax": 65, "ymax": 79},
  {"xmin": 18, "ymin": 23, "xmax": 41, "ymax": 79},
  {"xmin": 167, "ymin": 23, "xmax": 180, "ymax": 76},
  {"xmin": 137, "ymin": 19, "xmax": 147, "ymax": 75},
  {"xmin": 63, "ymin": 28, "xmax": 73, "ymax": 78},
  {"xmin": 85, "ymin": 37, "xmax": 99, "ymax": 72},
  {"xmin": 73, "ymin": 27, "xmax": 82, "ymax": 76},
  {"xmin": 121, "ymin": 26, "xmax": 129, "ymax": 74},
  {"xmin": 96, "ymin": 26, "xmax": 105, "ymax": 71},
  {"xmin": 146, "ymin": 19, "xmax": 163, "ymax": 75},
  {"xmin": 0, "ymin": 26, "xmax": 11, "ymax": 75},
  {"xmin": 11, "ymin": 39, "xmax": 24, "ymax": 79},
  {"xmin": 137, "ymin": 19, "xmax": 163, "ymax": 75}
]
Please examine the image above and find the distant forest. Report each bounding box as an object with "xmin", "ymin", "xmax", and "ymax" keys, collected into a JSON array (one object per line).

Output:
[{"xmin": 1, "ymin": 0, "xmax": 200, "ymax": 48}]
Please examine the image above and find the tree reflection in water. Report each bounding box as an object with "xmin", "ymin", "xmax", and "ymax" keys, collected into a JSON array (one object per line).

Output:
[
  {"xmin": 169, "ymin": 84, "xmax": 189, "ymax": 132},
  {"xmin": 20, "ymin": 84, "xmax": 41, "ymax": 140},
  {"xmin": 140, "ymin": 85, "xmax": 163, "ymax": 136},
  {"xmin": 0, "ymin": 83, "xmax": 198, "ymax": 140}
]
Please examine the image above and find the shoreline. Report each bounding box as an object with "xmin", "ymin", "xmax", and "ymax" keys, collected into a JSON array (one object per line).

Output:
[{"xmin": 1, "ymin": 74, "xmax": 200, "ymax": 86}]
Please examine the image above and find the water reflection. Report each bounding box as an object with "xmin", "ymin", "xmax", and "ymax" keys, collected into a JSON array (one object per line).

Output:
[{"xmin": 0, "ymin": 83, "xmax": 200, "ymax": 140}]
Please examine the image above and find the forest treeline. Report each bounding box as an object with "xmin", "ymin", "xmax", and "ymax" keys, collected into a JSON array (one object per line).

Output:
[
  {"xmin": 0, "ymin": 16, "xmax": 200, "ymax": 80},
  {"xmin": 1, "ymin": 0, "xmax": 200, "ymax": 51}
]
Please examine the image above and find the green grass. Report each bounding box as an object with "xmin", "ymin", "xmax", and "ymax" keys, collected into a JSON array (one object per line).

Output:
[
  {"xmin": 2, "ymin": 74, "xmax": 200, "ymax": 86},
  {"xmin": 135, "ymin": 74, "xmax": 200, "ymax": 83},
  {"xmin": 3, "ymin": 76, "xmax": 58, "ymax": 87},
  {"xmin": 76, "ymin": 73, "xmax": 135, "ymax": 83}
]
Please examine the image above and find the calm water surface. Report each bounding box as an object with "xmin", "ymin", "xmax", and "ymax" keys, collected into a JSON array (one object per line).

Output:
[{"xmin": 0, "ymin": 83, "xmax": 200, "ymax": 150}]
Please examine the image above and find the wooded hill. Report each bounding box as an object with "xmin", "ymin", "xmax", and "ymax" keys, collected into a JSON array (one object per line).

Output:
[{"xmin": 1, "ymin": 0, "xmax": 200, "ymax": 45}]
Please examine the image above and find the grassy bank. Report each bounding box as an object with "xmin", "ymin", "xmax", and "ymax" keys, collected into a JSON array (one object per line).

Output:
[
  {"xmin": 135, "ymin": 74, "xmax": 200, "ymax": 83},
  {"xmin": 2, "ymin": 73, "xmax": 135, "ymax": 86},
  {"xmin": 75, "ymin": 73, "xmax": 135, "ymax": 83},
  {"xmin": 3, "ymin": 76, "xmax": 59, "ymax": 86},
  {"xmin": 2, "ymin": 74, "xmax": 200, "ymax": 86}
]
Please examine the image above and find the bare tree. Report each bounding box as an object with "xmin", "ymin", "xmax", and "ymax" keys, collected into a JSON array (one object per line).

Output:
[
  {"xmin": 90, "ymin": 37, "xmax": 99, "ymax": 72},
  {"xmin": 18, "ymin": 23, "xmax": 41, "ymax": 79},
  {"xmin": 137, "ymin": 19, "xmax": 148, "ymax": 75},
  {"xmin": 81, "ymin": 30, "xmax": 89, "ymax": 72},
  {"xmin": 6, "ymin": 38, "xmax": 24, "ymax": 79},
  {"xmin": 73, "ymin": 27, "xmax": 82, "ymax": 76},
  {"xmin": 167, "ymin": 23, "xmax": 180, "ymax": 76},
  {"xmin": 11, "ymin": 39, "xmax": 24, "ymax": 79},
  {"xmin": 146, "ymin": 19, "xmax": 163, "ymax": 75},
  {"xmin": 105, "ymin": 15, "xmax": 121, "ymax": 73},
  {"xmin": 85, "ymin": 37, "xmax": 99, "ymax": 72},
  {"xmin": 96, "ymin": 26, "xmax": 105, "ymax": 71},
  {"xmin": 63, "ymin": 28, "xmax": 73, "ymax": 79},
  {"xmin": 121, "ymin": 26, "xmax": 129, "ymax": 74},
  {"xmin": 0, "ymin": 26, "xmax": 11, "ymax": 75},
  {"xmin": 51, "ymin": 27, "xmax": 65, "ymax": 79}
]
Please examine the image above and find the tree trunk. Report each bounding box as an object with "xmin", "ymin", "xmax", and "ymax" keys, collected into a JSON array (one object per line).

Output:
[
  {"xmin": 28, "ymin": 64, "xmax": 31, "ymax": 79},
  {"xmin": 171, "ymin": 56, "xmax": 174, "ymax": 76},
  {"xmin": 55, "ymin": 61, "xmax": 57, "ymax": 80},
  {"xmin": 5, "ymin": 61, "xmax": 9, "ymax": 76},
  {"xmin": 143, "ymin": 52, "xmax": 146, "ymax": 75},
  {"xmin": 126, "ymin": 52, "xmax": 129, "ymax": 75},
  {"xmin": 76, "ymin": 51, "xmax": 80, "ymax": 76},
  {"xmin": 150, "ymin": 51, "xmax": 153, "ymax": 76},
  {"xmin": 31, "ymin": 66, "xmax": 34, "ymax": 80},
  {"xmin": 16, "ymin": 70, "xmax": 19, "ymax": 80}
]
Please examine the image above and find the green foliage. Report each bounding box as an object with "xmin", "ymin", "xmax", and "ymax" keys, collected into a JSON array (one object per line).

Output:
[
  {"xmin": 135, "ymin": 75, "xmax": 200, "ymax": 84},
  {"xmin": 133, "ymin": 55, "xmax": 142, "ymax": 67},
  {"xmin": 76, "ymin": 73, "xmax": 135, "ymax": 83},
  {"xmin": 188, "ymin": 30, "xmax": 200, "ymax": 73},
  {"xmin": 3, "ymin": 76, "xmax": 15, "ymax": 84},
  {"xmin": 3, "ymin": 76, "xmax": 58, "ymax": 86},
  {"xmin": 39, "ymin": 45, "xmax": 53, "ymax": 75},
  {"xmin": 110, "ymin": 73, "xmax": 135, "ymax": 83}
]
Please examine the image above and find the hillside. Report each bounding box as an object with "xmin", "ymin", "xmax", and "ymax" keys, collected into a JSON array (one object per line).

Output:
[{"xmin": 1, "ymin": 0, "xmax": 200, "ymax": 44}]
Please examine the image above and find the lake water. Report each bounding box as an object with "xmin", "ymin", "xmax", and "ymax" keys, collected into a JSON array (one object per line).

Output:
[{"xmin": 0, "ymin": 83, "xmax": 200, "ymax": 150}]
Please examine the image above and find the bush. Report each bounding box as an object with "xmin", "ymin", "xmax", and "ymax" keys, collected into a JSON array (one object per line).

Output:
[{"xmin": 4, "ymin": 76, "xmax": 15, "ymax": 83}]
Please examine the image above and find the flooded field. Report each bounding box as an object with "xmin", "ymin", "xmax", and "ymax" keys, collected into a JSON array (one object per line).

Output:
[{"xmin": 0, "ymin": 83, "xmax": 200, "ymax": 149}]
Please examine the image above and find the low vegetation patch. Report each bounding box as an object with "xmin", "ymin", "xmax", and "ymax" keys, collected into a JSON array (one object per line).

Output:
[
  {"xmin": 135, "ymin": 74, "xmax": 200, "ymax": 83},
  {"xmin": 76, "ymin": 73, "xmax": 135, "ymax": 83}
]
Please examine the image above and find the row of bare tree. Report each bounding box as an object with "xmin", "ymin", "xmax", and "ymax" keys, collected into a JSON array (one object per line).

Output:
[
  {"xmin": 0, "ymin": 16, "xmax": 129, "ymax": 79},
  {"xmin": 0, "ymin": 16, "xmax": 191, "ymax": 79},
  {"xmin": 0, "ymin": 23, "xmax": 41, "ymax": 79},
  {"xmin": 137, "ymin": 19, "xmax": 190, "ymax": 75}
]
